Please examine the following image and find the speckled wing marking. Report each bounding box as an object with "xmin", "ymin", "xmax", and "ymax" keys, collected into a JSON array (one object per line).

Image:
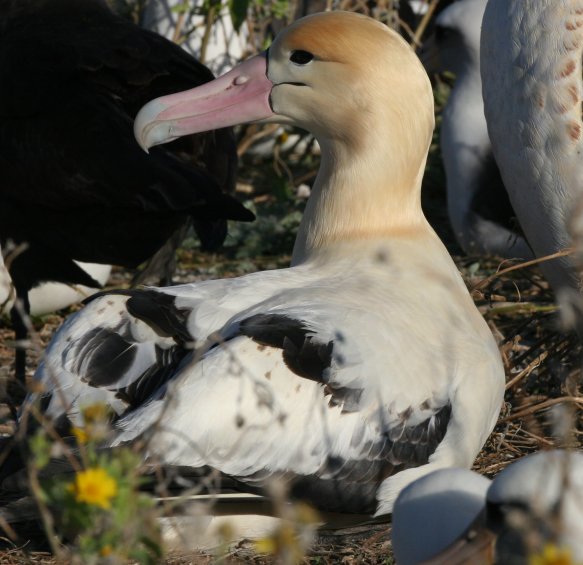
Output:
[
  {"xmin": 236, "ymin": 312, "xmax": 452, "ymax": 513},
  {"xmin": 239, "ymin": 313, "xmax": 363, "ymax": 411}
]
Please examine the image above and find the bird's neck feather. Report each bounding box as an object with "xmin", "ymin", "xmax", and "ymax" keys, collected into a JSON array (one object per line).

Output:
[{"xmin": 291, "ymin": 126, "xmax": 430, "ymax": 265}]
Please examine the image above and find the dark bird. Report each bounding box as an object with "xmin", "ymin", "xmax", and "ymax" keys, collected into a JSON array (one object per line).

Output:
[{"xmin": 0, "ymin": 0, "xmax": 254, "ymax": 388}]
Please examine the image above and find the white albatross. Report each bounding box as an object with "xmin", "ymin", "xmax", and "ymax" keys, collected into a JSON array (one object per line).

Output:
[
  {"xmin": 391, "ymin": 450, "xmax": 583, "ymax": 564},
  {"xmin": 424, "ymin": 0, "xmax": 532, "ymax": 259},
  {"xmin": 30, "ymin": 11, "xmax": 504, "ymax": 516},
  {"xmin": 481, "ymin": 0, "xmax": 583, "ymax": 324},
  {"xmin": 392, "ymin": 467, "xmax": 493, "ymax": 565}
]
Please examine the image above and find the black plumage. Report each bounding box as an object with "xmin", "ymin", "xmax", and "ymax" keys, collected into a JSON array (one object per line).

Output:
[
  {"xmin": 239, "ymin": 313, "xmax": 335, "ymax": 383},
  {"xmin": 0, "ymin": 0, "xmax": 253, "ymax": 384}
]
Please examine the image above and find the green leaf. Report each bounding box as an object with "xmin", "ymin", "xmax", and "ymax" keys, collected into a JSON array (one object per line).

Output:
[
  {"xmin": 272, "ymin": 0, "xmax": 289, "ymax": 20},
  {"xmin": 29, "ymin": 430, "xmax": 51, "ymax": 470},
  {"xmin": 228, "ymin": 0, "xmax": 250, "ymax": 31},
  {"xmin": 272, "ymin": 175, "xmax": 293, "ymax": 202},
  {"xmin": 170, "ymin": 0, "xmax": 191, "ymax": 15}
]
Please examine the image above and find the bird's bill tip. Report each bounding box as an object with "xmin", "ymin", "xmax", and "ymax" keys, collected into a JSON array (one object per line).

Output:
[{"xmin": 133, "ymin": 99, "xmax": 176, "ymax": 152}]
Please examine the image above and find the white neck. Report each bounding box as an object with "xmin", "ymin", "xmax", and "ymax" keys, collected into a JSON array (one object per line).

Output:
[{"xmin": 291, "ymin": 125, "xmax": 430, "ymax": 265}]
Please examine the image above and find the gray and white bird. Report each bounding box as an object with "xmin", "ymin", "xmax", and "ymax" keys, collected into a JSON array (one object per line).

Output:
[
  {"xmin": 392, "ymin": 450, "xmax": 583, "ymax": 564},
  {"xmin": 424, "ymin": 0, "xmax": 531, "ymax": 259},
  {"xmin": 481, "ymin": 0, "xmax": 583, "ymax": 325}
]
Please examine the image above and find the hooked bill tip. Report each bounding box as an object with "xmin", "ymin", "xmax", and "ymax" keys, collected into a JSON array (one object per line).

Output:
[{"xmin": 134, "ymin": 98, "xmax": 173, "ymax": 153}]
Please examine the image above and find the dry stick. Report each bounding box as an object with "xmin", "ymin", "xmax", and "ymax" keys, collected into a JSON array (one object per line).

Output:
[
  {"xmin": 171, "ymin": 0, "xmax": 190, "ymax": 44},
  {"xmin": 479, "ymin": 460, "xmax": 516, "ymax": 475},
  {"xmin": 511, "ymin": 331, "xmax": 560, "ymax": 369},
  {"xmin": 5, "ymin": 547, "xmax": 38, "ymax": 565},
  {"xmin": 509, "ymin": 398, "xmax": 558, "ymax": 414},
  {"xmin": 399, "ymin": 17, "xmax": 422, "ymax": 48},
  {"xmin": 411, "ymin": 0, "xmax": 440, "ymax": 47},
  {"xmin": 27, "ymin": 467, "xmax": 63, "ymax": 560},
  {"xmin": 199, "ymin": 2, "xmax": 218, "ymax": 64},
  {"xmin": 519, "ymin": 427, "xmax": 556, "ymax": 446},
  {"xmin": 0, "ymin": 515, "xmax": 19, "ymax": 546},
  {"xmin": 500, "ymin": 396, "xmax": 583, "ymax": 423},
  {"xmin": 520, "ymin": 394, "xmax": 551, "ymax": 404},
  {"xmin": 294, "ymin": 169, "xmax": 318, "ymax": 186},
  {"xmin": 1, "ymin": 545, "xmax": 36, "ymax": 565},
  {"xmin": 273, "ymin": 143, "xmax": 295, "ymax": 186},
  {"xmin": 237, "ymin": 124, "xmax": 280, "ymax": 157},
  {"xmin": 499, "ymin": 438, "xmax": 523, "ymax": 455},
  {"xmin": 472, "ymin": 248, "xmax": 575, "ymax": 291},
  {"xmin": 481, "ymin": 302, "xmax": 558, "ymax": 317},
  {"xmin": 505, "ymin": 351, "xmax": 549, "ymax": 391}
]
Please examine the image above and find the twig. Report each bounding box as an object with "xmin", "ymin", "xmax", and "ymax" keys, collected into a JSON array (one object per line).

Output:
[
  {"xmin": 27, "ymin": 466, "xmax": 63, "ymax": 560},
  {"xmin": 518, "ymin": 427, "xmax": 556, "ymax": 446},
  {"xmin": 498, "ymin": 438, "xmax": 523, "ymax": 455},
  {"xmin": 199, "ymin": 2, "xmax": 218, "ymax": 64},
  {"xmin": 294, "ymin": 169, "xmax": 318, "ymax": 185},
  {"xmin": 505, "ymin": 351, "xmax": 548, "ymax": 390},
  {"xmin": 398, "ymin": 17, "xmax": 421, "ymax": 48},
  {"xmin": 411, "ymin": 0, "xmax": 439, "ymax": 46},
  {"xmin": 0, "ymin": 514, "xmax": 18, "ymax": 546},
  {"xmin": 23, "ymin": 404, "xmax": 82, "ymax": 473},
  {"xmin": 171, "ymin": 0, "xmax": 191, "ymax": 44},
  {"xmin": 500, "ymin": 396, "xmax": 583, "ymax": 423},
  {"xmin": 472, "ymin": 248, "xmax": 575, "ymax": 291},
  {"xmin": 237, "ymin": 124, "xmax": 280, "ymax": 157},
  {"xmin": 481, "ymin": 302, "xmax": 557, "ymax": 317},
  {"xmin": 477, "ymin": 460, "xmax": 515, "ymax": 475},
  {"xmin": 273, "ymin": 143, "xmax": 295, "ymax": 186}
]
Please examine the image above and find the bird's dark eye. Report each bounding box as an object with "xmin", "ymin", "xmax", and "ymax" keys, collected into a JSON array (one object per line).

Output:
[{"xmin": 290, "ymin": 50, "xmax": 314, "ymax": 65}]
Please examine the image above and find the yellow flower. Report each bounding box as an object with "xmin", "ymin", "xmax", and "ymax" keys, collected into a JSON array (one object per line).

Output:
[
  {"xmin": 71, "ymin": 427, "xmax": 88, "ymax": 444},
  {"xmin": 72, "ymin": 467, "xmax": 118, "ymax": 509},
  {"xmin": 254, "ymin": 536, "xmax": 277, "ymax": 555},
  {"xmin": 529, "ymin": 543, "xmax": 575, "ymax": 565},
  {"xmin": 254, "ymin": 524, "xmax": 297, "ymax": 556},
  {"xmin": 82, "ymin": 403, "xmax": 109, "ymax": 425},
  {"xmin": 100, "ymin": 545, "xmax": 113, "ymax": 557}
]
